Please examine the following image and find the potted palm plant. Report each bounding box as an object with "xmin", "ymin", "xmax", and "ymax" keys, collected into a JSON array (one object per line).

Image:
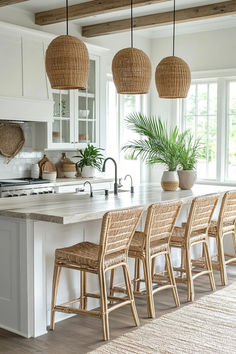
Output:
[
  {"xmin": 122, "ymin": 113, "xmax": 185, "ymax": 191},
  {"xmin": 178, "ymin": 133, "xmax": 201, "ymax": 189},
  {"xmin": 74, "ymin": 144, "xmax": 104, "ymax": 178}
]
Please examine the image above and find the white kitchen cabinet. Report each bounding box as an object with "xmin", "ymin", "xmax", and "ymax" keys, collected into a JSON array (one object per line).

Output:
[
  {"xmin": 48, "ymin": 56, "xmax": 100, "ymax": 150},
  {"xmin": 0, "ymin": 22, "xmax": 53, "ymax": 122},
  {"xmin": 0, "ymin": 33, "xmax": 22, "ymax": 97}
]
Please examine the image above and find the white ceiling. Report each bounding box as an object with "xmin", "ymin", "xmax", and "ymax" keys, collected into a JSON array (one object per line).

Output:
[{"xmin": 12, "ymin": 0, "xmax": 236, "ymax": 38}]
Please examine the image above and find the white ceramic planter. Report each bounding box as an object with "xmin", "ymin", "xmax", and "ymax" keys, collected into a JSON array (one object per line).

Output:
[
  {"xmin": 161, "ymin": 171, "xmax": 179, "ymax": 191},
  {"xmin": 178, "ymin": 170, "xmax": 197, "ymax": 190},
  {"xmin": 81, "ymin": 166, "xmax": 96, "ymax": 178}
]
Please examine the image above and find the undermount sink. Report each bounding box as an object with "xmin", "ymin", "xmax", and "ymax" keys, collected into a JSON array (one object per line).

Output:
[{"xmin": 75, "ymin": 189, "xmax": 129, "ymax": 196}]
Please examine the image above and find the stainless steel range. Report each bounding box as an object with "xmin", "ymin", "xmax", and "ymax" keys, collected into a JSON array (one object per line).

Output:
[{"xmin": 0, "ymin": 178, "xmax": 55, "ymax": 198}]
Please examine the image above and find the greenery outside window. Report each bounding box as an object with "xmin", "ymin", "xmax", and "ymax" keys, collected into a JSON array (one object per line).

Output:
[{"xmin": 182, "ymin": 76, "xmax": 236, "ymax": 184}]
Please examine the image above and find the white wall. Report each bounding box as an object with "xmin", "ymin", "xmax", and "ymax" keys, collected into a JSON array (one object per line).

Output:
[{"xmin": 149, "ymin": 26, "xmax": 236, "ymax": 183}]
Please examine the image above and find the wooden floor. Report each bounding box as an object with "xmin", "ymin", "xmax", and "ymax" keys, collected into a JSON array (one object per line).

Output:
[{"xmin": 1, "ymin": 266, "xmax": 236, "ymax": 354}]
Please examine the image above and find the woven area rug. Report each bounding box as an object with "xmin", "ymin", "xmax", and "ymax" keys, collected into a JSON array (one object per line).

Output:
[{"xmin": 91, "ymin": 282, "xmax": 236, "ymax": 354}]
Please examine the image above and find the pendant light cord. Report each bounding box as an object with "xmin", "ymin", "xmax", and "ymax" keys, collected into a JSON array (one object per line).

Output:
[
  {"xmin": 172, "ymin": 0, "xmax": 176, "ymax": 56},
  {"xmin": 66, "ymin": 0, "xmax": 69, "ymax": 35},
  {"xmin": 131, "ymin": 0, "xmax": 134, "ymax": 48}
]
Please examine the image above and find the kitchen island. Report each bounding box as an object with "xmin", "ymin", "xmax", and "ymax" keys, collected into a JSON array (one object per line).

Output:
[{"xmin": 0, "ymin": 184, "xmax": 234, "ymax": 338}]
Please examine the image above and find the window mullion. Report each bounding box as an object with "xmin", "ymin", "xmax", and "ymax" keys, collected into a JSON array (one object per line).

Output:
[{"xmin": 216, "ymin": 78, "xmax": 226, "ymax": 182}]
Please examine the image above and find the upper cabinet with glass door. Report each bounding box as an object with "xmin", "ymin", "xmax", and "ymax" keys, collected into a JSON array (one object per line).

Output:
[
  {"xmin": 48, "ymin": 57, "xmax": 99, "ymax": 149},
  {"xmin": 51, "ymin": 90, "xmax": 73, "ymax": 148},
  {"xmin": 75, "ymin": 58, "xmax": 98, "ymax": 147}
]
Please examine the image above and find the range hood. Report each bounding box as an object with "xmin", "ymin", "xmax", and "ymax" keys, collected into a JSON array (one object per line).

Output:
[{"xmin": 0, "ymin": 22, "xmax": 53, "ymax": 122}]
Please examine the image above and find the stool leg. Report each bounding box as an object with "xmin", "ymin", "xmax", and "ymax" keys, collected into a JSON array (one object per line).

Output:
[
  {"xmin": 142, "ymin": 256, "xmax": 155, "ymax": 318},
  {"xmin": 203, "ymin": 241, "xmax": 216, "ymax": 291},
  {"xmin": 165, "ymin": 251, "xmax": 180, "ymax": 307},
  {"xmin": 185, "ymin": 246, "xmax": 194, "ymax": 302},
  {"xmin": 134, "ymin": 258, "xmax": 141, "ymax": 293},
  {"xmin": 151, "ymin": 257, "xmax": 156, "ymax": 278},
  {"xmin": 50, "ymin": 263, "xmax": 61, "ymax": 330},
  {"xmin": 216, "ymin": 234, "xmax": 228, "ymax": 286},
  {"xmin": 181, "ymin": 248, "xmax": 185, "ymax": 279},
  {"xmin": 80, "ymin": 271, "xmax": 87, "ymax": 310},
  {"xmin": 99, "ymin": 270, "xmax": 109, "ymax": 341},
  {"xmin": 109, "ymin": 269, "xmax": 115, "ymax": 304},
  {"xmin": 122, "ymin": 264, "xmax": 140, "ymax": 327},
  {"xmin": 233, "ymin": 229, "xmax": 236, "ymax": 254}
]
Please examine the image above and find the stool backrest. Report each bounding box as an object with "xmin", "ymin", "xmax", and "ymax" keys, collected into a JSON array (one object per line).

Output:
[
  {"xmin": 218, "ymin": 190, "xmax": 236, "ymax": 229},
  {"xmin": 144, "ymin": 200, "xmax": 183, "ymax": 249},
  {"xmin": 185, "ymin": 194, "xmax": 220, "ymax": 238},
  {"xmin": 99, "ymin": 207, "xmax": 143, "ymax": 261}
]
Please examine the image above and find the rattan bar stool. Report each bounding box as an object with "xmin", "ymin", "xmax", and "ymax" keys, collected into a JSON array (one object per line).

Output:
[
  {"xmin": 192, "ymin": 190, "xmax": 236, "ymax": 286},
  {"xmin": 110, "ymin": 201, "xmax": 182, "ymax": 318},
  {"xmin": 50, "ymin": 206, "xmax": 143, "ymax": 341},
  {"xmin": 170, "ymin": 194, "xmax": 220, "ymax": 302}
]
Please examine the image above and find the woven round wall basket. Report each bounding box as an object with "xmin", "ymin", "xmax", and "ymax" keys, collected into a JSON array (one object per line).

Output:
[
  {"xmin": 0, "ymin": 123, "xmax": 25, "ymax": 162},
  {"xmin": 112, "ymin": 47, "xmax": 152, "ymax": 94},
  {"xmin": 45, "ymin": 35, "xmax": 90, "ymax": 90},
  {"xmin": 155, "ymin": 56, "xmax": 191, "ymax": 98}
]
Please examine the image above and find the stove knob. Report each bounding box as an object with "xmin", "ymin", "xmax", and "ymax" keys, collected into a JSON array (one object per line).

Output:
[
  {"xmin": 13, "ymin": 194, "xmax": 18, "ymax": 197},
  {"xmin": 39, "ymin": 192, "xmax": 44, "ymax": 194},
  {"xmin": 20, "ymin": 193, "xmax": 27, "ymax": 196},
  {"xmin": 43, "ymin": 191, "xmax": 49, "ymax": 194},
  {"xmin": 49, "ymin": 190, "xmax": 53, "ymax": 194},
  {"xmin": 31, "ymin": 192, "xmax": 37, "ymax": 195},
  {"xmin": 6, "ymin": 194, "xmax": 13, "ymax": 197}
]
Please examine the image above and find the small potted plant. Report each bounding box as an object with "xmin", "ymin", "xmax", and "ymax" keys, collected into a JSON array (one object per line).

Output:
[
  {"xmin": 74, "ymin": 144, "xmax": 104, "ymax": 178},
  {"xmin": 178, "ymin": 133, "xmax": 201, "ymax": 189},
  {"xmin": 122, "ymin": 113, "xmax": 184, "ymax": 191}
]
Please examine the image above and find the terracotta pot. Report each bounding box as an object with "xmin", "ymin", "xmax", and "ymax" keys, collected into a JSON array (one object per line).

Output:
[
  {"xmin": 81, "ymin": 166, "xmax": 96, "ymax": 178},
  {"xmin": 178, "ymin": 170, "xmax": 197, "ymax": 190},
  {"xmin": 161, "ymin": 171, "xmax": 179, "ymax": 191}
]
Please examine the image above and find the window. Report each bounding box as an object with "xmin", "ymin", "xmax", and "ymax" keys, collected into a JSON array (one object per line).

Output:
[
  {"xmin": 106, "ymin": 78, "xmax": 144, "ymax": 184},
  {"xmin": 182, "ymin": 77, "xmax": 236, "ymax": 184},
  {"xmin": 227, "ymin": 81, "xmax": 236, "ymax": 180}
]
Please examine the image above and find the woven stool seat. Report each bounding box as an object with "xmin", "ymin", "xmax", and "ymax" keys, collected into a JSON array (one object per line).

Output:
[
  {"xmin": 110, "ymin": 201, "xmax": 183, "ymax": 319},
  {"xmin": 129, "ymin": 231, "xmax": 169, "ymax": 256},
  {"xmin": 208, "ymin": 220, "xmax": 235, "ymax": 236},
  {"xmin": 170, "ymin": 226, "xmax": 207, "ymax": 246},
  {"xmin": 170, "ymin": 194, "xmax": 219, "ymax": 302},
  {"xmin": 50, "ymin": 206, "xmax": 143, "ymax": 341},
  {"xmin": 205, "ymin": 191, "xmax": 236, "ymax": 286},
  {"xmin": 56, "ymin": 241, "xmax": 126, "ymax": 271}
]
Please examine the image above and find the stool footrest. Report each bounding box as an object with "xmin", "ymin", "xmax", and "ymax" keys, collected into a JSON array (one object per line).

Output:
[{"xmin": 54, "ymin": 305, "xmax": 100, "ymax": 318}]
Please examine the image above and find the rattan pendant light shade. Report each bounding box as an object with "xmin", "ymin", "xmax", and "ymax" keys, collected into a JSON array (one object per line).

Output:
[
  {"xmin": 46, "ymin": 35, "xmax": 90, "ymax": 90},
  {"xmin": 45, "ymin": 0, "xmax": 90, "ymax": 90},
  {"xmin": 112, "ymin": 48, "xmax": 151, "ymax": 94},
  {"xmin": 112, "ymin": 0, "xmax": 151, "ymax": 95},
  {"xmin": 155, "ymin": 0, "xmax": 191, "ymax": 99},
  {"xmin": 155, "ymin": 56, "xmax": 191, "ymax": 98}
]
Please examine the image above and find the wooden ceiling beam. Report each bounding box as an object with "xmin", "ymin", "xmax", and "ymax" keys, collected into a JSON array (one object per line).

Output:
[
  {"xmin": 0, "ymin": 0, "xmax": 28, "ymax": 6},
  {"xmin": 82, "ymin": 0, "xmax": 236, "ymax": 37},
  {"xmin": 35, "ymin": 0, "xmax": 169, "ymax": 26}
]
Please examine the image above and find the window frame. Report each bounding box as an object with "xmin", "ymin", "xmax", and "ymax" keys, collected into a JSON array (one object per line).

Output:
[
  {"xmin": 106, "ymin": 75, "xmax": 148, "ymax": 183},
  {"xmin": 181, "ymin": 70, "xmax": 236, "ymax": 186}
]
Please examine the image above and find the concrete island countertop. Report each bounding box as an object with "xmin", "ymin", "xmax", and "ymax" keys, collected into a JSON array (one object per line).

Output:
[{"xmin": 0, "ymin": 184, "xmax": 235, "ymax": 225}]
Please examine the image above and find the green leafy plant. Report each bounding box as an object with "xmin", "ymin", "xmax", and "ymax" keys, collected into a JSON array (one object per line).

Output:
[
  {"xmin": 179, "ymin": 133, "xmax": 201, "ymax": 170},
  {"xmin": 122, "ymin": 113, "xmax": 186, "ymax": 171},
  {"xmin": 73, "ymin": 144, "xmax": 104, "ymax": 171}
]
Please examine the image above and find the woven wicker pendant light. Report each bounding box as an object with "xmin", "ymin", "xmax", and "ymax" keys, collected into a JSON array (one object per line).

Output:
[
  {"xmin": 112, "ymin": 0, "xmax": 151, "ymax": 94},
  {"xmin": 45, "ymin": 0, "xmax": 89, "ymax": 90},
  {"xmin": 155, "ymin": 0, "xmax": 191, "ymax": 98}
]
